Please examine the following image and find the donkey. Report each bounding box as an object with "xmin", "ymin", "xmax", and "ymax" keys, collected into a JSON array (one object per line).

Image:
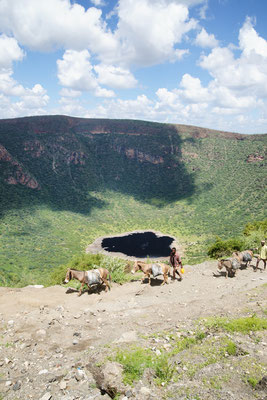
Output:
[
  {"xmin": 217, "ymin": 258, "xmax": 240, "ymax": 278},
  {"xmin": 232, "ymin": 250, "xmax": 254, "ymax": 268},
  {"xmin": 131, "ymin": 260, "xmax": 170, "ymax": 285},
  {"xmin": 64, "ymin": 268, "xmax": 111, "ymax": 296}
]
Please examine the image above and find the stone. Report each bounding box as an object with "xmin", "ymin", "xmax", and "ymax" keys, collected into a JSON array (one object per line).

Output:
[
  {"xmin": 114, "ymin": 331, "xmax": 138, "ymax": 343},
  {"xmin": 39, "ymin": 393, "xmax": 52, "ymax": 400},
  {"xmin": 95, "ymin": 361, "xmax": 128, "ymax": 397},
  {"xmin": 12, "ymin": 381, "xmax": 21, "ymax": 391},
  {"xmin": 59, "ymin": 380, "xmax": 67, "ymax": 390},
  {"xmin": 36, "ymin": 329, "xmax": 47, "ymax": 338}
]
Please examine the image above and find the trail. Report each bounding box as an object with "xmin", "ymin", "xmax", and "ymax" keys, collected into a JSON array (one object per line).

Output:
[{"xmin": 0, "ymin": 260, "xmax": 266, "ymax": 400}]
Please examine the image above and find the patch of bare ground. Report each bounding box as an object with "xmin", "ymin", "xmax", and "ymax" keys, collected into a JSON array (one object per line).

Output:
[{"xmin": 0, "ymin": 260, "xmax": 266, "ymax": 400}]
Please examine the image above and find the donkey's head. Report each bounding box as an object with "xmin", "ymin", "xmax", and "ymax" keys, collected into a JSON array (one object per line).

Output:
[
  {"xmin": 64, "ymin": 268, "xmax": 72, "ymax": 283},
  {"xmin": 131, "ymin": 261, "xmax": 139, "ymax": 274},
  {"xmin": 217, "ymin": 260, "xmax": 223, "ymax": 270}
]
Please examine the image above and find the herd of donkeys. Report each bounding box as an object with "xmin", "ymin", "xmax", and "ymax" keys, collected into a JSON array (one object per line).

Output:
[{"xmin": 63, "ymin": 248, "xmax": 265, "ymax": 296}]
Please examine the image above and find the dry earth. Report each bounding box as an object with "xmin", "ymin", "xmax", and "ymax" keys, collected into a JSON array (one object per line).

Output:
[{"xmin": 0, "ymin": 260, "xmax": 266, "ymax": 400}]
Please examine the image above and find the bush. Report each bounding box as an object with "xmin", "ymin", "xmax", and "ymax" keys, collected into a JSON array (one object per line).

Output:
[
  {"xmin": 207, "ymin": 237, "xmax": 244, "ymax": 258},
  {"xmin": 243, "ymin": 219, "xmax": 267, "ymax": 236}
]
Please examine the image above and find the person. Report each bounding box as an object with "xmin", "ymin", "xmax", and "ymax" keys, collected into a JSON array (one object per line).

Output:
[
  {"xmin": 169, "ymin": 247, "xmax": 182, "ymax": 281},
  {"xmin": 256, "ymin": 240, "xmax": 267, "ymax": 270}
]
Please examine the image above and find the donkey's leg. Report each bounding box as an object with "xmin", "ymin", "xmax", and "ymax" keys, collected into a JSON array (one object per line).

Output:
[
  {"xmin": 78, "ymin": 282, "xmax": 85, "ymax": 296},
  {"xmin": 162, "ymin": 272, "xmax": 168, "ymax": 285},
  {"xmin": 102, "ymin": 278, "xmax": 109, "ymax": 292}
]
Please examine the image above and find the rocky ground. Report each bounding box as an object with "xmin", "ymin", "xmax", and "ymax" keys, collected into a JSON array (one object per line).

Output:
[{"xmin": 0, "ymin": 260, "xmax": 266, "ymax": 400}]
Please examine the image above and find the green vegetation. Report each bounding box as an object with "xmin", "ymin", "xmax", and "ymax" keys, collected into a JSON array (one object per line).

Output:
[
  {"xmin": 114, "ymin": 346, "xmax": 174, "ymax": 385},
  {"xmin": 207, "ymin": 218, "xmax": 267, "ymax": 258},
  {"xmin": 0, "ymin": 116, "xmax": 266, "ymax": 285},
  {"xmin": 202, "ymin": 315, "xmax": 267, "ymax": 333},
  {"xmin": 112, "ymin": 315, "xmax": 266, "ymax": 390}
]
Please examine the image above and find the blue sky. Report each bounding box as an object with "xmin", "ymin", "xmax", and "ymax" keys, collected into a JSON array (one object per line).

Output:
[{"xmin": 0, "ymin": 0, "xmax": 267, "ymax": 133}]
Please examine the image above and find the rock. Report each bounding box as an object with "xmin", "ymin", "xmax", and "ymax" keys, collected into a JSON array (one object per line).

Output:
[
  {"xmin": 114, "ymin": 331, "xmax": 138, "ymax": 343},
  {"xmin": 59, "ymin": 380, "xmax": 67, "ymax": 390},
  {"xmin": 94, "ymin": 361, "xmax": 128, "ymax": 397},
  {"xmin": 39, "ymin": 369, "xmax": 49, "ymax": 375},
  {"xmin": 12, "ymin": 381, "xmax": 21, "ymax": 391},
  {"xmin": 39, "ymin": 393, "xmax": 52, "ymax": 400},
  {"xmin": 139, "ymin": 386, "xmax": 151, "ymax": 396},
  {"xmin": 36, "ymin": 329, "xmax": 47, "ymax": 338},
  {"xmin": 256, "ymin": 375, "xmax": 267, "ymax": 390},
  {"xmin": 72, "ymin": 339, "xmax": 79, "ymax": 345}
]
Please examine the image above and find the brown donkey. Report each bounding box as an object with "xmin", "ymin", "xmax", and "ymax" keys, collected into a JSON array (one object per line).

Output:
[
  {"xmin": 131, "ymin": 260, "xmax": 170, "ymax": 285},
  {"xmin": 64, "ymin": 268, "xmax": 111, "ymax": 296}
]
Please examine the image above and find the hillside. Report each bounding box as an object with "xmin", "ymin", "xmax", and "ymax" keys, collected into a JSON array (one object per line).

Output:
[{"xmin": 0, "ymin": 115, "xmax": 266, "ymax": 285}]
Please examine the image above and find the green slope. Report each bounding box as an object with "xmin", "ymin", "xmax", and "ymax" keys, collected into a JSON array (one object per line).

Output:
[{"xmin": 0, "ymin": 116, "xmax": 266, "ymax": 285}]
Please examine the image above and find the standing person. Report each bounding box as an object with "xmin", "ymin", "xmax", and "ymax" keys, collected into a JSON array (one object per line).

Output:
[
  {"xmin": 256, "ymin": 240, "xmax": 267, "ymax": 270},
  {"xmin": 170, "ymin": 247, "xmax": 183, "ymax": 281}
]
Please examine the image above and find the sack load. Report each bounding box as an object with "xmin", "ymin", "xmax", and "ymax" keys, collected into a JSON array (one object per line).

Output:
[
  {"xmin": 231, "ymin": 258, "xmax": 240, "ymax": 270},
  {"xmin": 242, "ymin": 252, "xmax": 252, "ymax": 262},
  {"xmin": 86, "ymin": 269, "xmax": 101, "ymax": 285},
  {"xmin": 151, "ymin": 264, "xmax": 163, "ymax": 277}
]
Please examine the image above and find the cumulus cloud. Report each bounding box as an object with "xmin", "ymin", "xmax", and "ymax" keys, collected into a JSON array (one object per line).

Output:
[
  {"xmin": 0, "ymin": 35, "xmax": 25, "ymax": 69},
  {"xmin": 0, "ymin": 0, "xmax": 200, "ymax": 67},
  {"xmin": 57, "ymin": 49, "xmax": 115, "ymax": 97},
  {"xmin": 94, "ymin": 64, "xmax": 137, "ymax": 89},
  {"xmin": 195, "ymin": 28, "xmax": 219, "ymax": 48},
  {"xmin": 0, "ymin": 0, "xmax": 118, "ymax": 56},
  {"xmin": 114, "ymin": 0, "xmax": 197, "ymax": 66}
]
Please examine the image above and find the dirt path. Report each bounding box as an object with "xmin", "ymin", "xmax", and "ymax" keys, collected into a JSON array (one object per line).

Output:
[{"xmin": 0, "ymin": 261, "xmax": 266, "ymax": 400}]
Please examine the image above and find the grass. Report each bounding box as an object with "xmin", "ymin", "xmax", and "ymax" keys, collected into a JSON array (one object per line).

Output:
[
  {"xmin": 202, "ymin": 315, "xmax": 267, "ymax": 333},
  {"xmin": 114, "ymin": 346, "xmax": 175, "ymax": 386}
]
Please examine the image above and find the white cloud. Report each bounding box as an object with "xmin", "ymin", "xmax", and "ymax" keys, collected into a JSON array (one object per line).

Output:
[
  {"xmin": 0, "ymin": 35, "xmax": 25, "ymax": 69},
  {"xmin": 57, "ymin": 49, "xmax": 115, "ymax": 97},
  {"xmin": 0, "ymin": 0, "xmax": 201, "ymax": 67},
  {"xmin": 114, "ymin": 0, "xmax": 197, "ymax": 66},
  {"xmin": 94, "ymin": 64, "xmax": 137, "ymax": 89},
  {"xmin": 59, "ymin": 88, "xmax": 82, "ymax": 98},
  {"xmin": 0, "ymin": 0, "xmax": 118, "ymax": 56},
  {"xmin": 90, "ymin": 0, "xmax": 106, "ymax": 6},
  {"xmin": 195, "ymin": 28, "xmax": 219, "ymax": 48},
  {"xmin": 239, "ymin": 17, "xmax": 267, "ymax": 58}
]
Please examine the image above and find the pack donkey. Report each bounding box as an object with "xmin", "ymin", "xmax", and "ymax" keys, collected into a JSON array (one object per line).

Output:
[
  {"xmin": 64, "ymin": 268, "xmax": 111, "ymax": 296},
  {"xmin": 131, "ymin": 260, "xmax": 170, "ymax": 285}
]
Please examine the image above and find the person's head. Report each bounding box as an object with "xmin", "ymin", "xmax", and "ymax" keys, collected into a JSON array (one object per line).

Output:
[
  {"xmin": 171, "ymin": 247, "xmax": 176, "ymax": 254},
  {"xmin": 261, "ymin": 240, "xmax": 265, "ymax": 246}
]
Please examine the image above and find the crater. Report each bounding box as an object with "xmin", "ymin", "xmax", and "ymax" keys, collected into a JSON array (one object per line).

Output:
[{"xmin": 86, "ymin": 230, "xmax": 179, "ymax": 259}]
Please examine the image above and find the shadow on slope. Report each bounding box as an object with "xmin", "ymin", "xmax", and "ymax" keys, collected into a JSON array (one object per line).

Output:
[{"xmin": 0, "ymin": 116, "xmax": 200, "ymax": 215}]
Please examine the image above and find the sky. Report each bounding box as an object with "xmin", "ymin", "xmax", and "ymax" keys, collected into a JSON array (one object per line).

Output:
[{"xmin": 0, "ymin": 0, "xmax": 267, "ymax": 134}]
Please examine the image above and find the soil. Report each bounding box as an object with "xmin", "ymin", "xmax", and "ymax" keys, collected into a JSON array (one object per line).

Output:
[{"xmin": 0, "ymin": 260, "xmax": 266, "ymax": 400}]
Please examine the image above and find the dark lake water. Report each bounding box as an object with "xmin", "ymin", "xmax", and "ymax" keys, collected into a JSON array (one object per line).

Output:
[{"xmin": 101, "ymin": 231, "xmax": 174, "ymax": 258}]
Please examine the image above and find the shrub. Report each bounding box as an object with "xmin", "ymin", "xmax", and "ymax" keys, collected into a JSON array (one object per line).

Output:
[
  {"xmin": 207, "ymin": 237, "xmax": 244, "ymax": 258},
  {"xmin": 243, "ymin": 219, "xmax": 267, "ymax": 236}
]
